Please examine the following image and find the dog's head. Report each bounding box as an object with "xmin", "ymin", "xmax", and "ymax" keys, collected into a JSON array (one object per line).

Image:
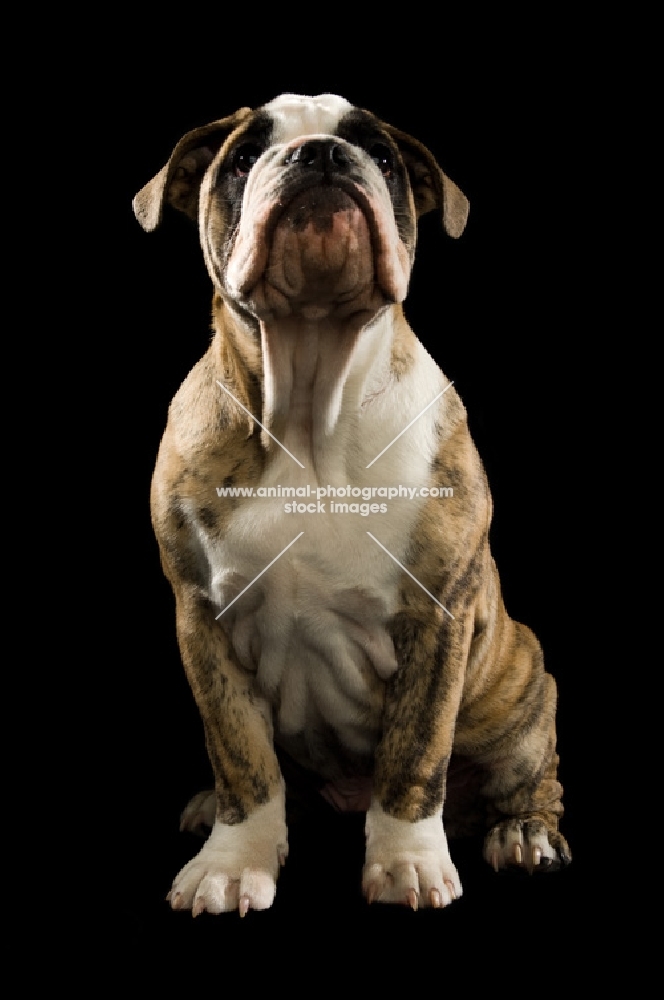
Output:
[{"xmin": 133, "ymin": 94, "xmax": 469, "ymax": 323}]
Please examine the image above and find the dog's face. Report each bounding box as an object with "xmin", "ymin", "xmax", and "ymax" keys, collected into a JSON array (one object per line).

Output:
[
  {"xmin": 213, "ymin": 94, "xmax": 416, "ymax": 321},
  {"xmin": 133, "ymin": 94, "xmax": 469, "ymax": 325}
]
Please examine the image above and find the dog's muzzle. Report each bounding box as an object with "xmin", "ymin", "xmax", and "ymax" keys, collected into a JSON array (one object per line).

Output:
[{"xmin": 222, "ymin": 137, "xmax": 412, "ymax": 315}]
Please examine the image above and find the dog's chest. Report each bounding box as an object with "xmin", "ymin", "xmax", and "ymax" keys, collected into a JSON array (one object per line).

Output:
[{"xmin": 193, "ymin": 338, "xmax": 445, "ymax": 764}]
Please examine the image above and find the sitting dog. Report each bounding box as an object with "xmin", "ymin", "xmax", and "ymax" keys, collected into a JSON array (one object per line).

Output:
[{"xmin": 133, "ymin": 93, "xmax": 570, "ymax": 917}]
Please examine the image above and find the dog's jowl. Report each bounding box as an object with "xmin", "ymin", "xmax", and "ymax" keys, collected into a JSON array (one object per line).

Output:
[{"xmin": 134, "ymin": 93, "xmax": 570, "ymax": 916}]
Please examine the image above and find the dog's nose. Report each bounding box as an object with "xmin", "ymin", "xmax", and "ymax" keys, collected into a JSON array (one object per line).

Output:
[{"xmin": 289, "ymin": 140, "xmax": 350, "ymax": 172}]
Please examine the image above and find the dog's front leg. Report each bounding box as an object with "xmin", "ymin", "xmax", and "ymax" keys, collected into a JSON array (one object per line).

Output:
[
  {"xmin": 167, "ymin": 586, "xmax": 287, "ymax": 917},
  {"xmin": 363, "ymin": 608, "xmax": 473, "ymax": 910}
]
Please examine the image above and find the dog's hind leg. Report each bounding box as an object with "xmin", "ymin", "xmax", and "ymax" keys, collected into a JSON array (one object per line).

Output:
[
  {"xmin": 179, "ymin": 790, "xmax": 215, "ymax": 835},
  {"xmin": 478, "ymin": 667, "xmax": 571, "ymax": 872},
  {"xmin": 456, "ymin": 591, "xmax": 571, "ymax": 872}
]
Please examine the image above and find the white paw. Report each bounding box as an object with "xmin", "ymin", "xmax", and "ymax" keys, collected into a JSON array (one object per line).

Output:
[
  {"xmin": 179, "ymin": 789, "xmax": 216, "ymax": 834},
  {"xmin": 363, "ymin": 803, "xmax": 462, "ymax": 909},
  {"xmin": 484, "ymin": 818, "xmax": 559, "ymax": 872},
  {"xmin": 168, "ymin": 794, "xmax": 288, "ymax": 917}
]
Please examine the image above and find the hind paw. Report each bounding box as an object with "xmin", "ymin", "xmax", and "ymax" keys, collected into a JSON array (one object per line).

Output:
[
  {"xmin": 485, "ymin": 818, "xmax": 571, "ymax": 872},
  {"xmin": 180, "ymin": 790, "xmax": 216, "ymax": 834}
]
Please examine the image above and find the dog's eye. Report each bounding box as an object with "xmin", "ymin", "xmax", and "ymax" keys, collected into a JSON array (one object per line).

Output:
[
  {"xmin": 369, "ymin": 143, "xmax": 393, "ymax": 177},
  {"xmin": 233, "ymin": 143, "xmax": 263, "ymax": 177}
]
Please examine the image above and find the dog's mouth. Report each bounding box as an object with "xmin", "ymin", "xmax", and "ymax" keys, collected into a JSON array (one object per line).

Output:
[
  {"xmin": 281, "ymin": 184, "xmax": 358, "ymax": 233},
  {"xmin": 226, "ymin": 177, "xmax": 411, "ymax": 320}
]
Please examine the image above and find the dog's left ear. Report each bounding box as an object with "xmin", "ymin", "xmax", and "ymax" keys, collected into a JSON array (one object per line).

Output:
[
  {"xmin": 383, "ymin": 125, "xmax": 470, "ymax": 238},
  {"xmin": 133, "ymin": 108, "xmax": 253, "ymax": 232}
]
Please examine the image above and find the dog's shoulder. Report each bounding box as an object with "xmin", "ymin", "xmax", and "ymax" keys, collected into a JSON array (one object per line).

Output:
[
  {"xmin": 151, "ymin": 340, "xmax": 264, "ymax": 561},
  {"xmin": 168, "ymin": 342, "xmax": 257, "ymax": 447}
]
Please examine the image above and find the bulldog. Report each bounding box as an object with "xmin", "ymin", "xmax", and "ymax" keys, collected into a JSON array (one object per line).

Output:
[{"xmin": 133, "ymin": 93, "xmax": 570, "ymax": 917}]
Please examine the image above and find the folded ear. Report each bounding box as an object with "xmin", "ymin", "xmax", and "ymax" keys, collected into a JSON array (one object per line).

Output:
[
  {"xmin": 133, "ymin": 108, "xmax": 252, "ymax": 232},
  {"xmin": 383, "ymin": 124, "xmax": 470, "ymax": 238}
]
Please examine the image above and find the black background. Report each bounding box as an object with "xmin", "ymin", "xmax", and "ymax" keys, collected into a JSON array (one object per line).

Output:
[{"xmin": 107, "ymin": 43, "xmax": 599, "ymax": 976}]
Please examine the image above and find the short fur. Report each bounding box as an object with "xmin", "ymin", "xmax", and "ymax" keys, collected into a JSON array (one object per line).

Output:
[{"xmin": 134, "ymin": 93, "xmax": 570, "ymax": 916}]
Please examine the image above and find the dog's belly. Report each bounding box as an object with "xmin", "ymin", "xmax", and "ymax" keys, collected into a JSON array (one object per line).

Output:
[{"xmin": 211, "ymin": 498, "xmax": 402, "ymax": 774}]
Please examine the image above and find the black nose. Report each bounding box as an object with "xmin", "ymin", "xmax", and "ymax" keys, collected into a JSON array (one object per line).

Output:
[{"xmin": 288, "ymin": 140, "xmax": 350, "ymax": 172}]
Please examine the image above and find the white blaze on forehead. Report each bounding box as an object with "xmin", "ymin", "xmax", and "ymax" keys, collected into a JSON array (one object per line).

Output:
[{"xmin": 262, "ymin": 93, "xmax": 353, "ymax": 142}]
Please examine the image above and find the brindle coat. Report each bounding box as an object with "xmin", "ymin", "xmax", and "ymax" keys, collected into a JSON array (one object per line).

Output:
[{"xmin": 134, "ymin": 94, "xmax": 570, "ymax": 916}]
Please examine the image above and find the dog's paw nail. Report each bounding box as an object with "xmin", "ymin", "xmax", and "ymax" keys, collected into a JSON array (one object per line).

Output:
[
  {"xmin": 278, "ymin": 850, "xmax": 287, "ymax": 867},
  {"xmin": 365, "ymin": 882, "xmax": 379, "ymax": 905},
  {"xmin": 406, "ymin": 889, "xmax": 418, "ymax": 911},
  {"xmin": 490, "ymin": 850, "xmax": 500, "ymax": 873},
  {"xmin": 192, "ymin": 897, "xmax": 206, "ymax": 918},
  {"xmin": 513, "ymin": 843, "xmax": 522, "ymax": 865},
  {"xmin": 444, "ymin": 879, "xmax": 457, "ymax": 901},
  {"xmin": 430, "ymin": 889, "xmax": 442, "ymax": 908},
  {"xmin": 532, "ymin": 846, "xmax": 542, "ymax": 869},
  {"xmin": 170, "ymin": 891, "xmax": 184, "ymax": 911},
  {"xmin": 239, "ymin": 895, "xmax": 250, "ymax": 918}
]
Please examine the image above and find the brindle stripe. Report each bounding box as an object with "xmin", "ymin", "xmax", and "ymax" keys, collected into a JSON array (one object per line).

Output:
[
  {"xmin": 173, "ymin": 594, "xmax": 282, "ymax": 823},
  {"xmin": 420, "ymin": 754, "xmax": 450, "ymax": 816},
  {"xmin": 377, "ymin": 616, "xmax": 462, "ymax": 819}
]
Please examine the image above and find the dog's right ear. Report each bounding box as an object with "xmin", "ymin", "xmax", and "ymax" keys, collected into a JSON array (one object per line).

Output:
[{"xmin": 133, "ymin": 109, "xmax": 252, "ymax": 232}]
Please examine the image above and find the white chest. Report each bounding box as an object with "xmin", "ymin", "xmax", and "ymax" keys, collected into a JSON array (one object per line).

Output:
[{"xmin": 194, "ymin": 330, "xmax": 446, "ymax": 757}]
